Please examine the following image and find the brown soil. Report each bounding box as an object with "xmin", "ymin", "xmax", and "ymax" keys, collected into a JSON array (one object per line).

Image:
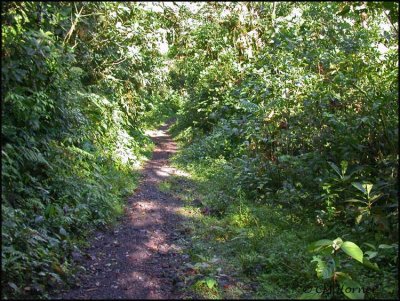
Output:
[{"xmin": 57, "ymin": 122, "xmax": 191, "ymax": 299}]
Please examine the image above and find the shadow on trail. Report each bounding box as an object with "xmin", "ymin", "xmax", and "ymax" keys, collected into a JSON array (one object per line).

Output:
[{"xmin": 57, "ymin": 122, "xmax": 193, "ymax": 299}]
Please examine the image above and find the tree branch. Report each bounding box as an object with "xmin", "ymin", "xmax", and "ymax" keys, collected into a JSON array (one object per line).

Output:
[{"xmin": 63, "ymin": 5, "xmax": 84, "ymax": 45}]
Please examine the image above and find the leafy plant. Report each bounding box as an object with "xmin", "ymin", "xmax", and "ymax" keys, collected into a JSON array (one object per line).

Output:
[
  {"xmin": 305, "ymin": 238, "xmax": 379, "ymax": 299},
  {"xmin": 346, "ymin": 183, "xmax": 384, "ymax": 225}
]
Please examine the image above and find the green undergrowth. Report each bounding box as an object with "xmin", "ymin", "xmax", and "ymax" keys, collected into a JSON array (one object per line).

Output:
[
  {"xmin": 2, "ymin": 136, "xmax": 154, "ymax": 299},
  {"xmin": 159, "ymin": 163, "xmax": 317, "ymax": 298},
  {"xmin": 1, "ymin": 2, "xmax": 175, "ymax": 298},
  {"xmin": 159, "ymin": 127, "xmax": 398, "ymax": 299},
  {"xmin": 165, "ymin": 2, "xmax": 398, "ymax": 296}
]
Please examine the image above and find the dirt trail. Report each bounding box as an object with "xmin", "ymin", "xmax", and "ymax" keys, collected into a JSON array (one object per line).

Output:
[{"xmin": 58, "ymin": 122, "xmax": 190, "ymax": 299}]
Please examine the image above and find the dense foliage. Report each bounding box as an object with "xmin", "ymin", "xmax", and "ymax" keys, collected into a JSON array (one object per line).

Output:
[
  {"xmin": 1, "ymin": 1, "xmax": 398, "ymax": 299},
  {"xmin": 1, "ymin": 2, "xmax": 174, "ymax": 298},
  {"xmin": 168, "ymin": 2, "xmax": 398, "ymax": 299}
]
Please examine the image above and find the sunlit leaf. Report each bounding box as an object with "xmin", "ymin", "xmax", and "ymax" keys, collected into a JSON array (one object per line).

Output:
[{"xmin": 341, "ymin": 241, "xmax": 363, "ymax": 263}]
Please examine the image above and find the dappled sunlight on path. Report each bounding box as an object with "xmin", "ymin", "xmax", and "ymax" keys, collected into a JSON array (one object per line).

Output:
[{"xmin": 58, "ymin": 122, "xmax": 190, "ymax": 299}]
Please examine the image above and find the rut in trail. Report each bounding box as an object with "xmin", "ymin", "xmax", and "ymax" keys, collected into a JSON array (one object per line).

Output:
[{"xmin": 58, "ymin": 122, "xmax": 190, "ymax": 299}]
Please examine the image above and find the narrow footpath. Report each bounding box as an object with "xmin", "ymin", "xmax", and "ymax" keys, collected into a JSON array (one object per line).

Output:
[{"xmin": 58, "ymin": 122, "xmax": 190, "ymax": 299}]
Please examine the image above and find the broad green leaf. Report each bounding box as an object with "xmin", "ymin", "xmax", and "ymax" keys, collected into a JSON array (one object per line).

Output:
[
  {"xmin": 339, "ymin": 278, "xmax": 365, "ymax": 299},
  {"xmin": 341, "ymin": 241, "xmax": 363, "ymax": 263}
]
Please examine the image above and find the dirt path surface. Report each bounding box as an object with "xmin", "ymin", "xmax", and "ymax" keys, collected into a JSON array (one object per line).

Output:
[{"xmin": 58, "ymin": 122, "xmax": 190, "ymax": 299}]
